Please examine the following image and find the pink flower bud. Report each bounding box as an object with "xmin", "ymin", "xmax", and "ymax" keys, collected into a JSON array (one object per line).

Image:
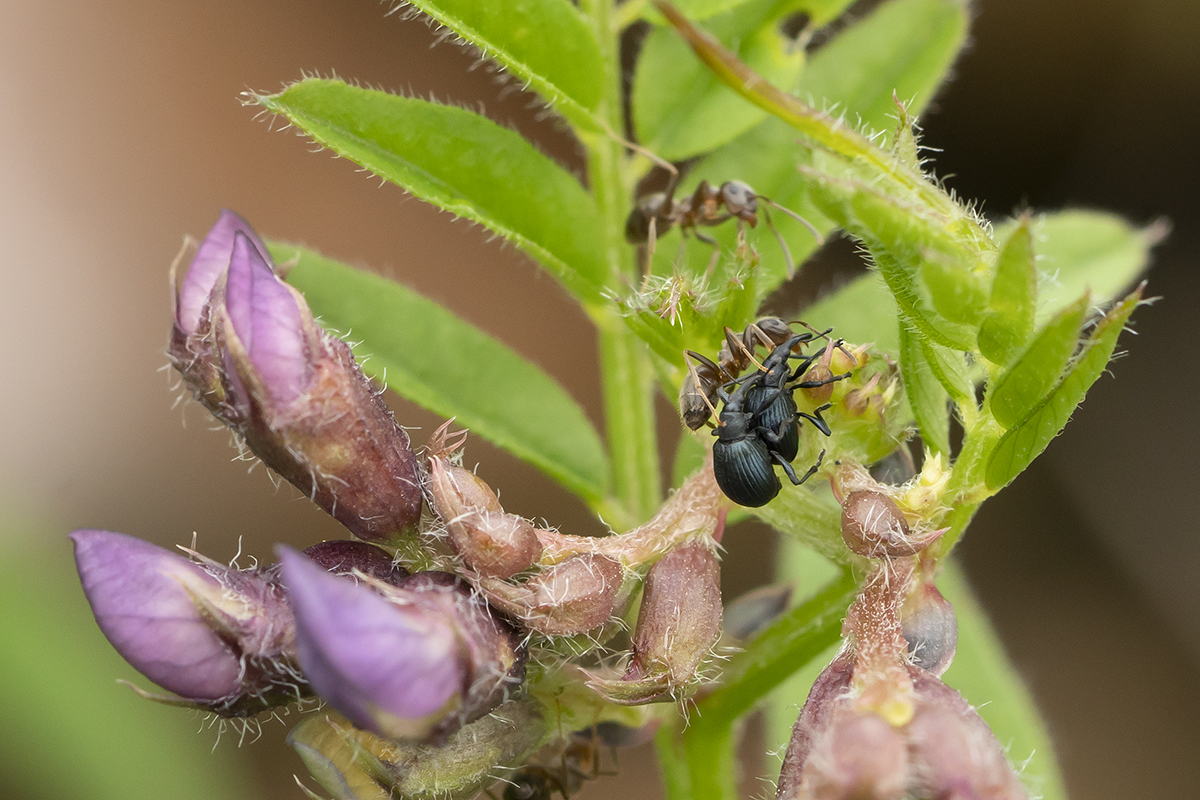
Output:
[
  {"xmin": 71, "ymin": 529, "xmax": 301, "ymax": 716},
  {"xmin": 424, "ymin": 447, "xmax": 542, "ymax": 578},
  {"xmin": 170, "ymin": 213, "xmax": 423, "ymax": 543},
  {"xmin": 840, "ymin": 491, "xmax": 944, "ymax": 558},
  {"xmin": 280, "ymin": 548, "xmax": 523, "ymax": 741},
  {"xmin": 478, "ymin": 553, "xmax": 623, "ymax": 637},
  {"xmin": 589, "ymin": 541, "xmax": 722, "ymax": 704}
]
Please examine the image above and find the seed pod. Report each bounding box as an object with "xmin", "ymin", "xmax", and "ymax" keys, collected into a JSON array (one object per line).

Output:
[
  {"xmin": 424, "ymin": 451, "xmax": 542, "ymax": 579},
  {"xmin": 589, "ymin": 540, "xmax": 722, "ymax": 704},
  {"xmin": 900, "ymin": 581, "xmax": 958, "ymax": 677},
  {"xmin": 841, "ymin": 490, "xmax": 945, "ymax": 558},
  {"xmin": 478, "ymin": 554, "xmax": 623, "ymax": 637}
]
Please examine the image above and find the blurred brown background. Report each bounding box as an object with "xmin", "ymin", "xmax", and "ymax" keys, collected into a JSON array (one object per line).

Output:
[{"xmin": 1, "ymin": 0, "xmax": 1196, "ymax": 797}]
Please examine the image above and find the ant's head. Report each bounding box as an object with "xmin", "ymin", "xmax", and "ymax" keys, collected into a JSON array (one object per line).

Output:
[{"xmin": 720, "ymin": 181, "xmax": 758, "ymax": 225}]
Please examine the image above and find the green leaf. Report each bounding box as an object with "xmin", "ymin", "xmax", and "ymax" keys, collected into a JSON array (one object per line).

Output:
[
  {"xmin": 751, "ymin": 480, "xmax": 846, "ymax": 563},
  {"xmin": 939, "ymin": 562, "xmax": 1067, "ymax": 800},
  {"xmin": 0, "ymin": 511, "xmax": 256, "ymax": 800},
  {"xmin": 634, "ymin": 0, "xmax": 805, "ymax": 160},
  {"xmin": 993, "ymin": 210, "xmax": 1162, "ymax": 327},
  {"xmin": 403, "ymin": 0, "xmax": 604, "ymax": 131},
  {"xmin": 664, "ymin": 0, "xmax": 970, "ymax": 296},
  {"xmin": 672, "ymin": 431, "xmax": 710, "ymax": 487},
  {"xmin": 665, "ymin": 0, "xmax": 759, "ymax": 20},
  {"xmin": 988, "ymin": 292, "xmax": 1089, "ymax": 430},
  {"xmin": 272, "ymin": 242, "xmax": 609, "ymax": 504},
  {"xmin": 920, "ymin": 336, "xmax": 973, "ymax": 405},
  {"xmin": 801, "ymin": 271, "xmax": 900, "ymax": 356},
  {"xmin": 899, "ymin": 322, "xmax": 951, "ymax": 454},
  {"xmin": 797, "ymin": 0, "xmax": 968, "ymax": 136},
  {"xmin": 256, "ymin": 79, "xmax": 608, "ymax": 304},
  {"xmin": 978, "ymin": 218, "xmax": 1038, "ymax": 366},
  {"xmin": 985, "ymin": 286, "xmax": 1142, "ymax": 490}
]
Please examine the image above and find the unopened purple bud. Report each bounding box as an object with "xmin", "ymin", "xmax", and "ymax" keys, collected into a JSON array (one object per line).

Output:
[
  {"xmin": 280, "ymin": 548, "xmax": 523, "ymax": 741},
  {"xmin": 300, "ymin": 539, "xmax": 408, "ymax": 585},
  {"xmin": 900, "ymin": 581, "xmax": 957, "ymax": 676},
  {"xmin": 175, "ymin": 210, "xmax": 269, "ymax": 337},
  {"xmin": 590, "ymin": 541, "xmax": 722, "ymax": 704},
  {"xmin": 224, "ymin": 232, "xmax": 310, "ymax": 406},
  {"xmin": 281, "ymin": 547, "xmax": 464, "ymax": 740},
  {"xmin": 71, "ymin": 530, "xmax": 300, "ymax": 715},
  {"xmin": 169, "ymin": 214, "xmax": 423, "ymax": 542}
]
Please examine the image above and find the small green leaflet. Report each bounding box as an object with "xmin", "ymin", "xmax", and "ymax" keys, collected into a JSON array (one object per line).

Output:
[
  {"xmin": 256, "ymin": 80, "xmax": 608, "ymax": 304},
  {"xmin": 978, "ymin": 218, "xmax": 1038, "ymax": 366},
  {"xmin": 899, "ymin": 322, "xmax": 951, "ymax": 455},
  {"xmin": 401, "ymin": 0, "xmax": 605, "ymax": 131},
  {"xmin": 272, "ymin": 242, "xmax": 609, "ymax": 505},
  {"xmin": 988, "ymin": 292, "xmax": 1089, "ymax": 430},
  {"xmin": 985, "ymin": 286, "xmax": 1143, "ymax": 490}
]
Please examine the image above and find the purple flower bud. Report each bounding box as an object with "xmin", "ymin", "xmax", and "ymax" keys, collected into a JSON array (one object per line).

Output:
[
  {"xmin": 300, "ymin": 539, "xmax": 409, "ymax": 585},
  {"xmin": 71, "ymin": 529, "xmax": 301, "ymax": 715},
  {"xmin": 280, "ymin": 548, "xmax": 523, "ymax": 741},
  {"xmin": 590, "ymin": 541, "xmax": 722, "ymax": 704},
  {"xmin": 169, "ymin": 213, "xmax": 423, "ymax": 542},
  {"xmin": 175, "ymin": 210, "xmax": 269, "ymax": 337}
]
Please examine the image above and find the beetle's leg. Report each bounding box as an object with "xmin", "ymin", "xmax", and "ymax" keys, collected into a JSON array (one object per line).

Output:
[
  {"xmin": 797, "ymin": 403, "xmax": 833, "ymax": 437},
  {"xmin": 786, "ymin": 448, "xmax": 825, "ymax": 485},
  {"xmin": 787, "ymin": 354, "xmax": 820, "ymax": 381},
  {"xmin": 795, "ymin": 370, "xmax": 853, "ymax": 389},
  {"xmin": 773, "ymin": 450, "xmax": 802, "ymax": 484}
]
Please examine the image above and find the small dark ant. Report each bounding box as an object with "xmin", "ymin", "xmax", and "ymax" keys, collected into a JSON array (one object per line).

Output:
[
  {"xmin": 624, "ymin": 173, "xmax": 823, "ymax": 277},
  {"xmin": 679, "ymin": 317, "xmax": 832, "ymax": 430},
  {"xmin": 495, "ymin": 727, "xmax": 613, "ymax": 800}
]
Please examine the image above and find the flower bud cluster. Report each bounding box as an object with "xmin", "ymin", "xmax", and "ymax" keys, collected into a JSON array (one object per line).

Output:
[
  {"xmin": 776, "ymin": 563, "xmax": 1024, "ymax": 799},
  {"xmin": 169, "ymin": 211, "xmax": 422, "ymax": 543}
]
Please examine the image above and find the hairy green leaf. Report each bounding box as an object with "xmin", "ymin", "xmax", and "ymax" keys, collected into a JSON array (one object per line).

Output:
[
  {"xmin": 402, "ymin": 0, "xmax": 604, "ymax": 130},
  {"xmin": 978, "ymin": 218, "xmax": 1038, "ymax": 366},
  {"xmin": 993, "ymin": 210, "xmax": 1162, "ymax": 326},
  {"xmin": 939, "ymin": 563, "xmax": 1067, "ymax": 800},
  {"xmin": 920, "ymin": 337, "xmax": 973, "ymax": 405},
  {"xmin": 797, "ymin": 0, "xmax": 968, "ymax": 136},
  {"xmin": 658, "ymin": 0, "xmax": 970, "ymax": 295},
  {"xmin": 634, "ymin": 0, "xmax": 804, "ymax": 160},
  {"xmin": 256, "ymin": 79, "xmax": 608, "ymax": 303},
  {"xmin": 986, "ymin": 286, "xmax": 1142, "ymax": 490},
  {"xmin": 988, "ymin": 292, "xmax": 1089, "ymax": 430},
  {"xmin": 899, "ymin": 322, "xmax": 951, "ymax": 454},
  {"xmin": 272, "ymin": 242, "xmax": 609, "ymax": 504}
]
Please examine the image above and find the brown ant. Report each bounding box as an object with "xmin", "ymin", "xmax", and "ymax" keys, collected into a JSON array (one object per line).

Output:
[
  {"xmin": 624, "ymin": 174, "xmax": 823, "ymax": 277},
  {"xmin": 494, "ymin": 727, "xmax": 615, "ymax": 800},
  {"xmin": 679, "ymin": 317, "xmax": 843, "ymax": 430}
]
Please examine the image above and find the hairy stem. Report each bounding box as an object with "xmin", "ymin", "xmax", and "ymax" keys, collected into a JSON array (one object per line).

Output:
[{"xmin": 581, "ymin": 0, "xmax": 661, "ymax": 524}]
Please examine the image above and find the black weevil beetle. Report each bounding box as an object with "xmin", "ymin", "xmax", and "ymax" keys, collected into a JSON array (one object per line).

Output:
[
  {"xmin": 740, "ymin": 334, "xmax": 848, "ymax": 462},
  {"xmin": 712, "ymin": 370, "xmax": 828, "ymax": 508}
]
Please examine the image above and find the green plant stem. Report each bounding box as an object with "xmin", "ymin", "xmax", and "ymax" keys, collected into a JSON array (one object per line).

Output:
[
  {"xmin": 658, "ymin": 570, "xmax": 859, "ymax": 800},
  {"xmin": 581, "ymin": 0, "xmax": 661, "ymax": 524}
]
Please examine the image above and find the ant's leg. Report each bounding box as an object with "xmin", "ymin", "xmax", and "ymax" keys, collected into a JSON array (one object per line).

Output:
[
  {"xmin": 761, "ymin": 206, "xmax": 794, "ymax": 278},
  {"xmin": 797, "ymin": 403, "xmax": 833, "ymax": 436},
  {"xmin": 795, "ymin": 371, "xmax": 853, "ymax": 389}
]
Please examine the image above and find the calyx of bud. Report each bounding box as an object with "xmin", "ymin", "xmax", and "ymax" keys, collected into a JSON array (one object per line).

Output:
[{"xmin": 169, "ymin": 212, "xmax": 423, "ymax": 543}]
